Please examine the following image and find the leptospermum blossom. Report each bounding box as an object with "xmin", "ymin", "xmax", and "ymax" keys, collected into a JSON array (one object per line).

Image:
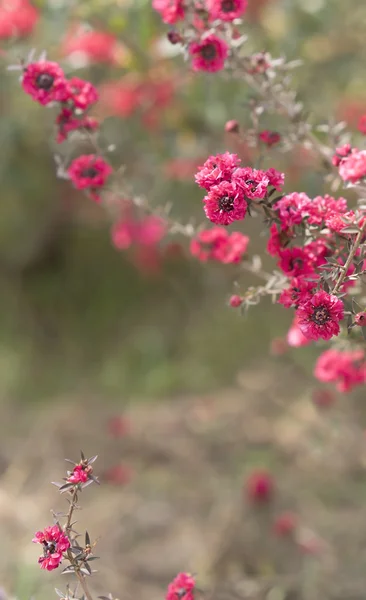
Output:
[
  {"xmin": 189, "ymin": 34, "xmax": 229, "ymax": 73},
  {"xmin": 195, "ymin": 152, "xmax": 241, "ymax": 190},
  {"xmin": 338, "ymin": 149, "xmax": 366, "ymax": 184},
  {"xmin": 246, "ymin": 469, "xmax": 274, "ymax": 503},
  {"xmin": 152, "ymin": 0, "xmax": 185, "ymax": 24},
  {"xmin": 64, "ymin": 77, "xmax": 99, "ymax": 111},
  {"xmin": 203, "ymin": 180, "xmax": 247, "ymax": 225},
  {"xmin": 67, "ymin": 154, "xmax": 112, "ymax": 201},
  {"xmin": 56, "ymin": 109, "xmax": 99, "ymax": 143},
  {"xmin": 0, "ymin": 0, "xmax": 39, "ymax": 40},
  {"xmin": 206, "ymin": 0, "xmax": 248, "ymax": 22},
  {"xmin": 166, "ymin": 573, "xmax": 196, "ymax": 600},
  {"xmin": 314, "ymin": 348, "xmax": 366, "ymax": 392},
  {"xmin": 33, "ymin": 525, "xmax": 70, "ymax": 571},
  {"xmin": 296, "ymin": 290, "xmax": 344, "ymax": 341},
  {"xmin": 190, "ymin": 226, "xmax": 249, "ymax": 263},
  {"xmin": 22, "ymin": 60, "xmax": 68, "ymax": 105}
]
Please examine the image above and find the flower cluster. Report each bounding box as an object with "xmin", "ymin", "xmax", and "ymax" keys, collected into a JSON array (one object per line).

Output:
[
  {"xmin": 315, "ymin": 349, "xmax": 366, "ymax": 392},
  {"xmin": 32, "ymin": 525, "xmax": 70, "ymax": 571},
  {"xmin": 196, "ymin": 152, "xmax": 283, "ymax": 225}
]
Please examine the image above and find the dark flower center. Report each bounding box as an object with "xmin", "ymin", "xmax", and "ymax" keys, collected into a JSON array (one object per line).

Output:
[
  {"xmin": 82, "ymin": 167, "xmax": 98, "ymax": 178},
  {"xmin": 221, "ymin": 0, "xmax": 235, "ymax": 12},
  {"xmin": 289, "ymin": 258, "xmax": 303, "ymax": 270},
  {"xmin": 36, "ymin": 73, "xmax": 55, "ymax": 90},
  {"xmin": 200, "ymin": 43, "xmax": 217, "ymax": 61},
  {"xmin": 219, "ymin": 195, "xmax": 234, "ymax": 212},
  {"xmin": 43, "ymin": 541, "xmax": 56, "ymax": 555},
  {"xmin": 311, "ymin": 305, "xmax": 330, "ymax": 326},
  {"xmin": 246, "ymin": 178, "xmax": 258, "ymax": 193}
]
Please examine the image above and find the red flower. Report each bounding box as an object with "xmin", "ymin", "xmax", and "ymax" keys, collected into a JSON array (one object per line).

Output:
[
  {"xmin": 266, "ymin": 167, "xmax": 284, "ymax": 191},
  {"xmin": 65, "ymin": 77, "xmax": 99, "ymax": 110},
  {"xmin": 166, "ymin": 573, "xmax": 196, "ymax": 600},
  {"xmin": 56, "ymin": 109, "xmax": 99, "ymax": 143},
  {"xmin": 207, "ymin": 0, "xmax": 248, "ymax": 21},
  {"xmin": 259, "ymin": 130, "xmax": 281, "ymax": 147},
  {"xmin": 195, "ymin": 152, "xmax": 241, "ymax": 190},
  {"xmin": 315, "ymin": 349, "xmax": 366, "ymax": 393},
  {"xmin": 277, "ymin": 246, "xmax": 317, "ymax": 279},
  {"xmin": 332, "ymin": 143, "xmax": 352, "ymax": 167},
  {"xmin": 103, "ymin": 464, "xmax": 133, "ymax": 485},
  {"xmin": 152, "ymin": 0, "xmax": 185, "ymax": 24},
  {"xmin": 190, "ymin": 227, "xmax": 249, "ymax": 263},
  {"xmin": 67, "ymin": 155, "xmax": 112, "ymax": 201},
  {"xmin": 296, "ymin": 290, "xmax": 344, "ymax": 341},
  {"xmin": 22, "ymin": 60, "xmax": 68, "ymax": 106},
  {"xmin": 203, "ymin": 180, "xmax": 247, "ymax": 225},
  {"xmin": 0, "ymin": 0, "xmax": 38, "ymax": 39},
  {"xmin": 246, "ymin": 469, "xmax": 273, "ymax": 503},
  {"xmin": 274, "ymin": 192, "xmax": 311, "ymax": 228},
  {"xmin": 189, "ymin": 34, "xmax": 229, "ymax": 73},
  {"xmin": 225, "ymin": 119, "xmax": 240, "ymax": 133},
  {"xmin": 354, "ymin": 311, "xmax": 366, "ymax": 327},
  {"xmin": 278, "ymin": 277, "xmax": 315, "ymax": 309},
  {"xmin": 32, "ymin": 525, "xmax": 70, "ymax": 571}
]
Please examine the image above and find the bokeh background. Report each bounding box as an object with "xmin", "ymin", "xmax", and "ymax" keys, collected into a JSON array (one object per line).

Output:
[{"xmin": 1, "ymin": 0, "xmax": 366, "ymax": 598}]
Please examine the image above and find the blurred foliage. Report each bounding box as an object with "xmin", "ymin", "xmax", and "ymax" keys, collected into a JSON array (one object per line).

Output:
[{"xmin": 0, "ymin": 0, "xmax": 366, "ymax": 402}]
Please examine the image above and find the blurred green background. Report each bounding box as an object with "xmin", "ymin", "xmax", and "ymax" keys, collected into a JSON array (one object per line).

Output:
[
  {"xmin": 2, "ymin": 0, "xmax": 365, "ymax": 403},
  {"xmin": 2, "ymin": 2, "xmax": 366, "ymax": 600}
]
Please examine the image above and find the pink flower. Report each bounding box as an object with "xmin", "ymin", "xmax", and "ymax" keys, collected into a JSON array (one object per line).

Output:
[
  {"xmin": 274, "ymin": 192, "xmax": 311, "ymax": 228},
  {"xmin": 62, "ymin": 27, "xmax": 122, "ymax": 65},
  {"xmin": 33, "ymin": 525, "xmax": 70, "ymax": 571},
  {"xmin": 339, "ymin": 149, "xmax": 366, "ymax": 183},
  {"xmin": 287, "ymin": 317, "xmax": 311, "ymax": 347},
  {"xmin": 265, "ymin": 167, "xmax": 285, "ymax": 191},
  {"xmin": 67, "ymin": 464, "xmax": 91, "ymax": 484},
  {"xmin": 277, "ymin": 246, "xmax": 317, "ymax": 279},
  {"xmin": 296, "ymin": 290, "xmax": 344, "ymax": 341},
  {"xmin": 259, "ymin": 130, "xmax": 281, "ymax": 147},
  {"xmin": 314, "ymin": 349, "xmax": 366, "ymax": 392},
  {"xmin": 152, "ymin": 0, "xmax": 185, "ymax": 23},
  {"xmin": 103, "ymin": 464, "xmax": 133, "ymax": 485},
  {"xmin": 67, "ymin": 155, "xmax": 112, "ymax": 201},
  {"xmin": 206, "ymin": 0, "xmax": 248, "ymax": 21},
  {"xmin": 332, "ymin": 143, "xmax": 352, "ymax": 167},
  {"xmin": 195, "ymin": 152, "xmax": 240, "ymax": 190},
  {"xmin": 225, "ymin": 119, "xmax": 240, "ymax": 133},
  {"xmin": 0, "ymin": 0, "xmax": 38, "ymax": 39},
  {"xmin": 166, "ymin": 573, "xmax": 196, "ymax": 600},
  {"xmin": 354, "ymin": 312, "xmax": 366, "ymax": 327},
  {"xmin": 107, "ymin": 415, "xmax": 130, "ymax": 438},
  {"xmin": 246, "ymin": 469, "xmax": 273, "ymax": 503},
  {"xmin": 112, "ymin": 215, "xmax": 166, "ymax": 250},
  {"xmin": 64, "ymin": 77, "xmax": 99, "ymax": 110},
  {"xmin": 358, "ymin": 115, "xmax": 366, "ymax": 135},
  {"xmin": 267, "ymin": 224, "xmax": 293, "ymax": 257},
  {"xmin": 190, "ymin": 227, "xmax": 249, "ymax": 263},
  {"xmin": 22, "ymin": 60, "xmax": 68, "ymax": 105},
  {"xmin": 273, "ymin": 512, "xmax": 297, "ymax": 537},
  {"xmin": 203, "ymin": 180, "xmax": 247, "ymax": 225},
  {"xmin": 232, "ymin": 167, "xmax": 269, "ymax": 199},
  {"xmin": 189, "ymin": 34, "xmax": 229, "ymax": 73},
  {"xmin": 278, "ymin": 277, "xmax": 315, "ymax": 309},
  {"xmin": 229, "ymin": 294, "xmax": 243, "ymax": 307},
  {"xmin": 56, "ymin": 109, "xmax": 99, "ymax": 143}
]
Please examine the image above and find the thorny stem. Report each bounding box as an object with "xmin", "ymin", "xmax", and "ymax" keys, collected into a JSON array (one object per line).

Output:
[
  {"xmin": 65, "ymin": 489, "xmax": 94, "ymax": 600},
  {"xmin": 332, "ymin": 221, "xmax": 366, "ymax": 295}
]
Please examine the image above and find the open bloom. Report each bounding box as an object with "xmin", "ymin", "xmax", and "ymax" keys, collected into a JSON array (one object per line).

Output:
[
  {"xmin": 195, "ymin": 152, "xmax": 240, "ymax": 190},
  {"xmin": 67, "ymin": 463, "xmax": 92, "ymax": 484},
  {"xmin": 315, "ymin": 349, "xmax": 366, "ymax": 392},
  {"xmin": 33, "ymin": 525, "xmax": 70, "ymax": 571},
  {"xmin": 0, "ymin": 0, "xmax": 38, "ymax": 39},
  {"xmin": 152, "ymin": 0, "xmax": 185, "ymax": 23},
  {"xmin": 339, "ymin": 149, "xmax": 366, "ymax": 184},
  {"xmin": 203, "ymin": 180, "xmax": 247, "ymax": 225},
  {"xmin": 259, "ymin": 130, "xmax": 281, "ymax": 147},
  {"xmin": 67, "ymin": 154, "xmax": 112, "ymax": 201},
  {"xmin": 296, "ymin": 291, "xmax": 344, "ymax": 341},
  {"xmin": 65, "ymin": 77, "xmax": 99, "ymax": 110},
  {"xmin": 166, "ymin": 573, "xmax": 195, "ymax": 600},
  {"xmin": 189, "ymin": 34, "xmax": 229, "ymax": 73},
  {"xmin": 232, "ymin": 167, "xmax": 269, "ymax": 200},
  {"xmin": 22, "ymin": 60, "xmax": 68, "ymax": 105},
  {"xmin": 206, "ymin": 0, "xmax": 248, "ymax": 21}
]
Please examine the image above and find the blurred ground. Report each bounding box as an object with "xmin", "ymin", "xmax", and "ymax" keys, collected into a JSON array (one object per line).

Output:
[{"xmin": 1, "ymin": 361, "xmax": 366, "ymax": 600}]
